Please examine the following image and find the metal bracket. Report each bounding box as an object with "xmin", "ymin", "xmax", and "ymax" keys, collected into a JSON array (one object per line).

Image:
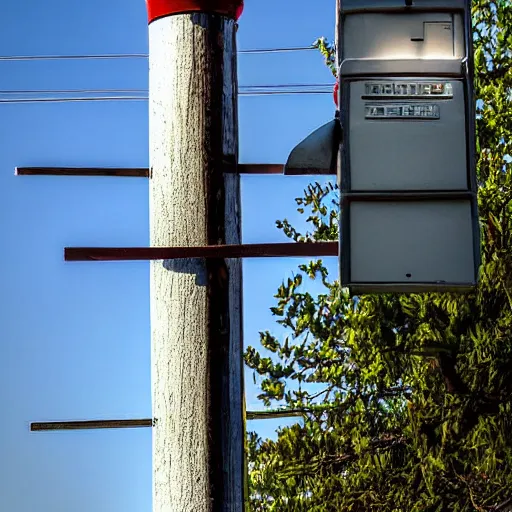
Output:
[
  {"xmin": 283, "ymin": 116, "xmax": 341, "ymax": 175},
  {"xmin": 64, "ymin": 242, "xmax": 339, "ymax": 261}
]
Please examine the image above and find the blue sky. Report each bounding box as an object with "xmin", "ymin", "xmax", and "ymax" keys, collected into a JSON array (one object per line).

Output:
[{"xmin": 0, "ymin": 1, "xmax": 337, "ymax": 511}]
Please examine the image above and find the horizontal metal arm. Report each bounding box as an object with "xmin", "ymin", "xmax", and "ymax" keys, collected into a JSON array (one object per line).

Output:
[
  {"xmin": 31, "ymin": 410, "xmax": 307, "ymax": 431},
  {"xmin": 15, "ymin": 164, "xmax": 285, "ymax": 177},
  {"xmin": 65, "ymin": 242, "xmax": 339, "ymax": 261}
]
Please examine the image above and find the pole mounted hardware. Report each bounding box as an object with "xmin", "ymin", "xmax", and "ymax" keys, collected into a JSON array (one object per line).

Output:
[
  {"xmin": 64, "ymin": 242, "xmax": 339, "ymax": 262},
  {"xmin": 285, "ymin": 0, "xmax": 479, "ymax": 295},
  {"xmin": 146, "ymin": 0, "xmax": 244, "ymax": 24},
  {"xmin": 14, "ymin": 164, "xmax": 284, "ymax": 178}
]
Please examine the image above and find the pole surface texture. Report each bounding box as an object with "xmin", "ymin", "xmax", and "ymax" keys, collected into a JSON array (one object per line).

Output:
[{"xmin": 148, "ymin": 11, "xmax": 243, "ymax": 512}]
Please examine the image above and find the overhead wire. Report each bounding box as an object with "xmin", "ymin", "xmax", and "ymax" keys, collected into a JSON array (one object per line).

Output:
[
  {"xmin": 0, "ymin": 88, "xmax": 148, "ymax": 95},
  {"xmin": 0, "ymin": 84, "xmax": 333, "ymax": 95},
  {"xmin": 239, "ymin": 45, "xmax": 316, "ymax": 54},
  {"xmin": 0, "ymin": 82, "xmax": 334, "ymax": 103},
  {"xmin": 0, "ymin": 91, "xmax": 332, "ymax": 104},
  {"xmin": 0, "ymin": 97, "xmax": 148, "ymax": 104},
  {"xmin": 0, "ymin": 45, "xmax": 330, "ymax": 104},
  {"xmin": 0, "ymin": 46, "xmax": 316, "ymax": 62},
  {"xmin": 241, "ymin": 90, "xmax": 331, "ymax": 96},
  {"xmin": 0, "ymin": 54, "xmax": 148, "ymax": 62}
]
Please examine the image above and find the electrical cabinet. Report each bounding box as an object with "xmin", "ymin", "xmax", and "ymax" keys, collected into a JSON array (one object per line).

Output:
[{"xmin": 338, "ymin": 0, "xmax": 479, "ymax": 293}]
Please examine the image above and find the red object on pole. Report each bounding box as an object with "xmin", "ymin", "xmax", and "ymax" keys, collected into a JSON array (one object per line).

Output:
[
  {"xmin": 146, "ymin": 0, "xmax": 243, "ymax": 23},
  {"xmin": 333, "ymin": 79, "xmax": 339, "ymax": 108},
  {"xmin": 235, "ymin": 0, "xmax": 244, "ymax": 19}
]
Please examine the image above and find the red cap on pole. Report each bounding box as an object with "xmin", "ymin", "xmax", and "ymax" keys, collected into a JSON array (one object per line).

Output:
[
  {"xmin": 333, "ymin": 80, "xmax": 339, "ymax": 108},
  {"xmin": 146, "ymin": 0, "xmax": 244, "ymax": 23}
]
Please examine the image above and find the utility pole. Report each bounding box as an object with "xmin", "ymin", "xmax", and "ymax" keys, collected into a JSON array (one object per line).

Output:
[{"xmin": 146, "ymin": 2, "xmax": 244, "ymax": 511}]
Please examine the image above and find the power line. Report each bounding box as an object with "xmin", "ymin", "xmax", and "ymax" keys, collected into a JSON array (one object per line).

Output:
[
  {"xmin": 0, "ymin": 97, "xmax": 148, "ymax": 104},
  {"xmin": 0, "ymin": 54, "xmax": 148, "ymax": 62},
  {"xmin": 0, "ymin": 89, "xmax": 148, "ymax": 95},
  {"xmin": 241, "ymin": 91, "xmax": 331, "ymax": 96},
  {"xmin": 0, "ymin": 46, "xmax": 316, "ymax": 62},
  {"xmin": 240, "ymin": 46, "xmax": 315, "ymax": 54},
  {"xmin": 242, "ymin": 83, "xmax": 332, "ymax": 89},
  {"xmin": 0, "ymin": 82, "xmax": 334, "ymax": 104},
  {"xmin": 0, "ymin": 91, "xmax": 332, "ymax": 104},
  {"xmin": 0, "ymin": 84, "xmax": 333, "ymax": 95}
]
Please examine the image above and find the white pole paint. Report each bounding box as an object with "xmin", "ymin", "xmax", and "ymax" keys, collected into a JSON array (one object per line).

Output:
[{"xmin": 148, "ymin": 12, "xmax": 243, "ymax": 512}]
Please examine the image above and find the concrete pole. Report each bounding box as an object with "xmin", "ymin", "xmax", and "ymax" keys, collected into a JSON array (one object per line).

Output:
[{"xmin": 146, "ymin": 2, "xmax": 244, "ymax": 511}]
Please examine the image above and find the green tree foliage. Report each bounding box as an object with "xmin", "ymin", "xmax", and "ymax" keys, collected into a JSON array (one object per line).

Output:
[{"xmin": 245, "ymin": 2, "xmax": 512, "ymax": 510}]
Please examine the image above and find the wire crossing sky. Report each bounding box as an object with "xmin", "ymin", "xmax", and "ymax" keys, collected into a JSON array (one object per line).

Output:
[{"xmin": 0, "ymin": 45, "xmax": 317, "ymax": 61}]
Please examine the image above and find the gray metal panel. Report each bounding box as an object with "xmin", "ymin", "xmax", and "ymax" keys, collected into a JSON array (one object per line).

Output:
[
  {"xmin": 349, "ymin": 200, "xmax": 475, "ymax": 283},
  {"xmin": 349, "ymin": 80, "xmax": 467, "ymax": 191},
  {"xmin": 343, "ymin": 191, "xmax": 474, "ymax": 200},
  {"xmin": 342, "ymin": 12, "xmax": 465, "ymax": 61},
  {"xmin": 339, "ymin": 58, "xmax": 465, "ymax": 76},
  {"xmin": 350, "ymin": 283, "xmax": 475, "ymax": 294},
  {"xmin": 341, "ymin": 0, "xmax": 466, "ymax": 12}
]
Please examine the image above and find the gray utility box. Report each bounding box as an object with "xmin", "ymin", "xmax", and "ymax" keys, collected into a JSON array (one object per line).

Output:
[
  {"xmin": 338, "ymin": 0, "xmax": 480, "ymax": 294},
  {"xmin": 348, "ymin": 200, "xmax": 476, "ymax": 292},
  {"xmin": 349, "ymin": 79, "xmax": 468, "ymax": 191}
]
